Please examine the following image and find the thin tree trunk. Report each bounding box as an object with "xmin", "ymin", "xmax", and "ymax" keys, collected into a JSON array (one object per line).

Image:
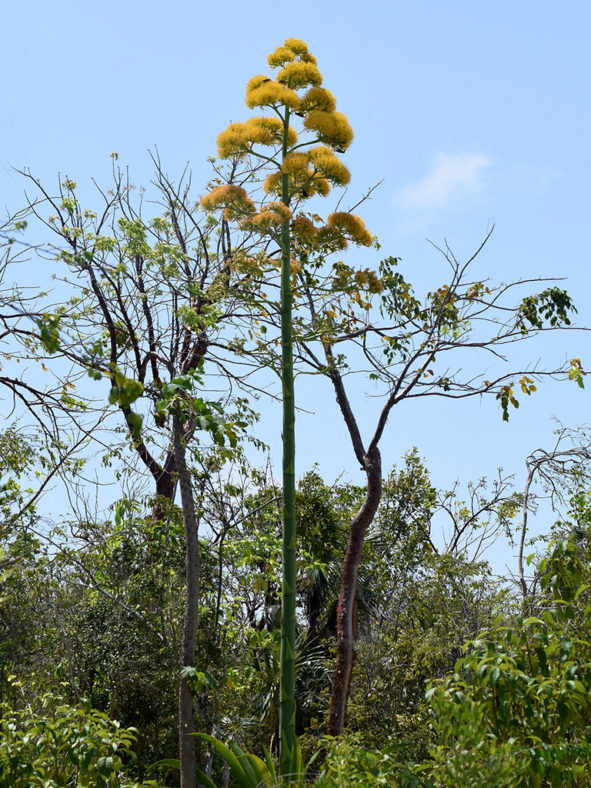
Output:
[
  {"xmin": 174, "ymin": 413, "xmax": 200, "ymax": 788},
  {"xmin": 328, "ymin": 446, "xmax": 382, "ymax": 735}
]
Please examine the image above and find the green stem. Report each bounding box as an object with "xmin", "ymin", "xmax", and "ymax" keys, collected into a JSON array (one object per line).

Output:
[{"xmin": 279, "ymin": 107, "xmax": 297, "ymax": 779}]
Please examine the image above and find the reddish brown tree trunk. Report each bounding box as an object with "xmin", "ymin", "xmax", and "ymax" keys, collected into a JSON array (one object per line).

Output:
[
  {"xmin": 173, "ymin": 414, "xmax": 200, "ymax": 788},
  {"xmin": 328, "ymin": 446, "xmax": 382, "ymax": 735}
]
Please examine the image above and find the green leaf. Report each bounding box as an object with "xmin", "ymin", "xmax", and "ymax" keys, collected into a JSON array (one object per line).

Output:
[
  {"xmin": 193, "ymin": 734, "xmax": 252, "ymax": 788},
  {"xmin": 125, "ymin": 411, "xmax": 143, "ymax": 438},
  {"xmin": 147, "ymin": 758, "xmax": 180, "ymax": 772},
  {"xmin": 37, "ymin": 314, "xmax": 61, "ymax": 354},
  {"xmin": 195, "ymin": 769, "xmax": 218, "ymax": 788}
]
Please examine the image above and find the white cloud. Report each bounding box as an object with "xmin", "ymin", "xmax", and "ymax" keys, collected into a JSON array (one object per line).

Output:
[{"xmin": 395, "ymin": 151, "xmax": 491, "ymax": 215}]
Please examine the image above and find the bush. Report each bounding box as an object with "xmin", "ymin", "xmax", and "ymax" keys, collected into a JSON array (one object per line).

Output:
[
  {"xmin": 425, "ymin": 531, "xmax": 591, "ymax": 787},
  {"xmin": 0, "ymin": 697, "xmax": 164, "ymax": 787}
]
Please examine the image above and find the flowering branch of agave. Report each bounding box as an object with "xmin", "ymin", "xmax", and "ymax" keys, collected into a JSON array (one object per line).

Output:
[{"xmin": 201, "ymin": 37, "xmax": 373, "ymax": 777}]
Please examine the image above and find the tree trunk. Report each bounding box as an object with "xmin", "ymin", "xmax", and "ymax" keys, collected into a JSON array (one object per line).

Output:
[
  {"xmin": 173, "ymin": 413, "xmax": 200, "ymax": 788},
  {"xmin": 328, "ymin": 445, "xmax": 382, "ymax": 735}
]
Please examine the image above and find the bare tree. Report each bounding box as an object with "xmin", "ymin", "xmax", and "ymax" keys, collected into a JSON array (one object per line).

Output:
[
  {"xmin": 281, "ymin": 230, "xmax": 585, "ymax": 734},
  {"xmin": 517, "ymin": 425, "xmax": 591, "ymax": 602}
]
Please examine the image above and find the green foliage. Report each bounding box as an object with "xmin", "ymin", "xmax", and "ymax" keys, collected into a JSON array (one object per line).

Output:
[
  {"xmin": 154, "ymin": 368, "xmax": 246, "ymax": 448},
  {"xmin": 517, "ymin": 288, "xmax": 576, "ymax": 333},
  {"xmin": 195, "ymin": 734, "xmax": 279, "ymax": 788},
  {"xmin": 312, "ymin": 735, "xmax": 421, "ymax": 787},
  {"xmin": 0, "ymin": 697, "xmax": 164, "ymax": 787},
  {"xmin": 37, "ymin": 312, "xmax": 61, "ymax": 354},
  {"xmin": 108, "ymin": 368, "xmax": 144, "ymax": 408},
  {"xmin": 425, "ymin": 525, "xmax": 591, "ymax": 786}
]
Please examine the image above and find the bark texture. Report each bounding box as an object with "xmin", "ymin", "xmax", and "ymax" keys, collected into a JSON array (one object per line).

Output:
[
  {"xmin": 328, "ymin": 445, "xmax": 382, "ymax": 735},
  {"xmin": 173, "ymin": 414, "xmax": 200, "ymax": 788}
]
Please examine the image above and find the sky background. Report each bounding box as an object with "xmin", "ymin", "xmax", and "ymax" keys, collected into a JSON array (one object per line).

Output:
[{"xmin": 2, "ymin": 0, "xmax": 590, "ymax": 573}]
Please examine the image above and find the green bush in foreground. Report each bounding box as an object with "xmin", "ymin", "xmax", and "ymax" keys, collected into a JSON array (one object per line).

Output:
[
  {"xmin": 426, "ymin": 526, "xmax": 591, "ymax": 787},
  {"xmin": 0, "ymin": 697, "xmax": 164, "ymax": 788}
]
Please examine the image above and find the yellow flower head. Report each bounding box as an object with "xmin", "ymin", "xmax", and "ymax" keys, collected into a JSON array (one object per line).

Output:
[
  {"xmin": 327, "ymin": 212, "xmax": 372, "ymax": 246},
  {"xmin": 291, "ymin": 214, "xmax": 319, "ymax": 243},
  {"xmin": 246, "ymin": 74, "xmax": 269, "ymax": 93},
  {"xmin": 267, "ymin": 200, "xmax": 292, "ymax": 222},
  {"xmin": 277, "ymin": 61, "xmax": 323, "ymax": 90},
  {"xmin": 240, "ymin": 207, "xmax": 285, "ymax": 234},
  {"xmin": 264, "ymin": 165, "xmax": 330, "ymax": 200},
  {"xmin": 299, "ymin": 87, "xmax": 336, "ymax": 114},
  {"xmin": 284, "ymin": 38, "xmax": 309, "ymax": 56},
  {"xmin": 316, "ymin": 226, "xmax": 348, "ymax": 250},
  {"xmin": 303, "ymin": 111, "xmax": 354, "ymax": 151},
  {"xmin": 367, "ymin": 271, "xmax": 384, "ymax": 294},
  {"xmin": 300, "ymin": 52, "xmax": 317, "ymax": 64},
  {"xmin": 216, "ymin": 123, "xmax": 251, "ymax": 159},
  {"xmin": 263, "ymin": 171, "xmax": 282, "ymax": 196},
  {"xmin": 267, "ymin": 46, "xmax": 295, "ymax": 67},
  {"xmin": 310, "ymin": 146, "xmax": 351, "ymax": 186},
  {"xmin": 200, "ymin": 185, "xmax": 256, "ymax": 220},
  {"xmin": 282, "ymin": 152, "xmax": 311, "ymax": 176},
  {"xmin": 246, "ymin": 80, "xmax": 301, "ymax": 111},
  {"xmin": 312, "ymin": 178, "xmax": 331, "ymax": 197},
  {"xmin": 243, "ymin": 116, "xmax": 298, "ymax": 147}
]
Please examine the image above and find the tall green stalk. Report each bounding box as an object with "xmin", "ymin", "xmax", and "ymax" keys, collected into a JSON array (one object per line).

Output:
[
  {"xmin": 202, "ymin": 36, "xmax": 367, "ymax": 777},
  {"xmin": 279, "ymin": 108, "xmax": 297, "ymax": 779}
]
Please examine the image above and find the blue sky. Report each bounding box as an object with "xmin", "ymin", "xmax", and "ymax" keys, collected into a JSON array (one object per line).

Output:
[{"xmin": 2, "ymin": 0, "xmax": 590, "ymax": 571}]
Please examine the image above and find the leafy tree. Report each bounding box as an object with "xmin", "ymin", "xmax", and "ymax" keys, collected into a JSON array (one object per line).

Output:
[{"xmin": 6, "ymin": 162, "xmax": 260, "ymax": 786}]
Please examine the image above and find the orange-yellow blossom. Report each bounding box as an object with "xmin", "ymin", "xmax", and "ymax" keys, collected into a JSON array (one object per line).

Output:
[
  {"xmin": 277, "ymin": 61, "xmax": 323, "ymax": 90},
  {"xmin": 200, "ymin": 185, "xmax": 256, "ymax": 220},
  {"xmin": 327, "ymin": 212, "xmax": 372, "ymax": 246},
  {"xmin": 310, "ymin": 146, "xmax": 351, "ymax": 185},
  {"xmin": 246, "ymin": 79, "xmax": 301, "ymax": 111},
  {"xmin": 303, "ymin": 111, "xmax": 354, "ymax": 150},
  {"xmin": 267, "ymin": 46, "xmax": 295, "ymax": 67},
  {"xmin": 299, "ymin": 87, "xmax": 336, "ymax": 114}
]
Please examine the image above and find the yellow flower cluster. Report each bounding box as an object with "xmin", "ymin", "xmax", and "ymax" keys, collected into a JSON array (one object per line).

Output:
[
  {"xmin": 216, "ymin": 123, "xmax": 252, "ymax": 159},
  {"xmin": 263, "ymin": 172, "xmax": 282, "ymax": 196},
  {"xmin": 264, "ymin": 166, "xmax": 330, "ymax": 199},
  {"xmin": 283, "ymin": 38, "xmax": 309, "ymax": 56},
  {"xmin": 354, "ymin": 268, "xmax": 384, "ymax": 293},
  {"xmin": 304, "ymin": 111, "xmax": 354, "ymax": 150},
  {"xmin": 267, "ymin": 200, "xmax": 292, "ymax": 222},
  {"xmin": 291, "ymin": 214, "xmax": 319, "ymax": 244},
  {"xmin": 217, "ymin": 118, "xmax": 298, "ymax": 159},
  {"xmin": 327, "ymin": 212, "xmax": 372, "ymax": 246},
  {"xmin": 316, "ymin": 226, "xmax": 348, "ymax": 251},
  {"xmin": 246, "ymin": 75, "xmax": 269, "ymax": 93},
  {"xmin": 246, "ymin": 79, "xmax": 301, "ymax": 111},
  {"xmin": 310, "ymin": 146, "xmax": 351, "ymax": 185},
  {"xmin": 263, "ymin": 163, "xmax": 330, "ymax": 199},
  {"xmin": 277, "ymin": 61, "xmax": 323, "ymax": 90},
  {"xmin": 245, "ymin": 116, "xmax": 296, "ymax": 146},
  {"xmin": 299, "ymin": 87, "xmax": 336, "ymax": 114},
  {"xmin": 267, "ymin": 46, "xmax": 295, "ymax": 67},
  {"xmin": 240, "ymin": 201, "xmax": 292, "ymax": 234},
  {"xmin": 312, "ymin": 178, "xmax": 331, "ymax": 197},
  {"xmin": 281, "ymin": 152, "xmax": 310, "ymax": 175},
  {"xmin": 200, "ymin": 185, "xmax": 256, "ymax": 220}
]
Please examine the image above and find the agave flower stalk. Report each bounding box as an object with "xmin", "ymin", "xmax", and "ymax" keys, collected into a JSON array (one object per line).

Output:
[{"xmin": 202, "ymin": 38, "xmax": 372, "ymax": 777}]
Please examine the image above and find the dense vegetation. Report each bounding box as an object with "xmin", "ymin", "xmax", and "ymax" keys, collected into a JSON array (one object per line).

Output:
[{"xmin": 0, "ymin": 37, "xmax": 588, "ymax": 787}]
